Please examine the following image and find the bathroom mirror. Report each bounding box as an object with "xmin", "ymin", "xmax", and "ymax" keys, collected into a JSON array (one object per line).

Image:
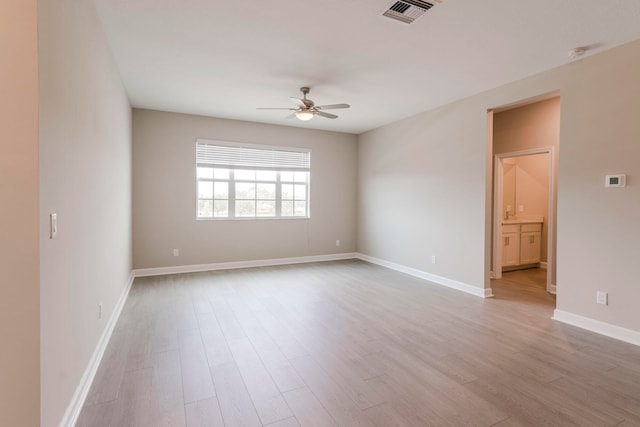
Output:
[{"xmin": 502, "ymin": 158, "xmax": 516, "ymax": 219}]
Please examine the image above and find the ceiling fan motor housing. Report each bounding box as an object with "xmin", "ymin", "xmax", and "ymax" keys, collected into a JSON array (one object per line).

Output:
[{"xmin": 300, "ymin": 87, "xmax": 314, "ymax": 108}]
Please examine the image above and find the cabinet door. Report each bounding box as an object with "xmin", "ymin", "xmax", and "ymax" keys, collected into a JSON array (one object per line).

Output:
[
  {"xmin": 520, "ymin": 231, "xmax": 541, "ymax": 264},
  {"xmin": 502, "ymin": 232, "xmax": 520, "ymax": 267}
]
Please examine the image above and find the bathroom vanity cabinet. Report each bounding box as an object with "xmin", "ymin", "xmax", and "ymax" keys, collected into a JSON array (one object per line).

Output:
[{"xmin": 502, "ymin": 220, "xmax": 542, "ymax": 270}]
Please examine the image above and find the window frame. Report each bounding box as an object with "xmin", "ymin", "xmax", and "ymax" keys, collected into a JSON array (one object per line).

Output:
[{"xmin": 195, "ymin": 140, "xmax": 311, "ymax": 220}]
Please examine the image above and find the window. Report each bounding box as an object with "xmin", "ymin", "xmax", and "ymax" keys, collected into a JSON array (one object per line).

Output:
[{"xmin": 196, "ymin": 140, "xmax": 310, "ymax": 219}]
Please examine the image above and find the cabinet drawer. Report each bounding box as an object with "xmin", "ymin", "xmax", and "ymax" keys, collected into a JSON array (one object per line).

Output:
[
  {"xmin": 521, "ymin": 223, "xmax": 542, "ymax": 232},
  {"xmin": 503, "ymin": 224, "xmax": 520, "ymax": 233}
]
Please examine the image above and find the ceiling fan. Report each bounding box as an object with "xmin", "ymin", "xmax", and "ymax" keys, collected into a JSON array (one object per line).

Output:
[{"xmin": 257, "ymin": 87, "xmax": 350, "ymax": 121}]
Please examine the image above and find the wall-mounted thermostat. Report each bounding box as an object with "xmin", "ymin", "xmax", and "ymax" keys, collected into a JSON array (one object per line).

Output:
[{"xmin": 605, "ymin": 174, "xmax": 626, "ymax": 188}]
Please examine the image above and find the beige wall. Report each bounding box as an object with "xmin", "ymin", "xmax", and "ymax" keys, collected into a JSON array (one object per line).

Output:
[
  {"xmin": 358, "ymin": 39, "xmax": 640, "ymax": 333},
  {"xmin": 557, "ymin": 42, "xmax": 640, "ymax": 330},
  {"xmin": 38, "ymin": 0, "xmax": 132, "ymax": 425},
  {"xmin": 493, "ymin": 97, "xmax": 561, "ymax": 154},
  {"xmin": 358, "ymin": 98, "xmax": 489, "ymax": 288},
  {"xmin": 0, "ymin": 1, "xmax": 40, "ymax": 425},
  {"xmin": 133, "ymin": 109, "xmax": 357, "ymax": 269}
]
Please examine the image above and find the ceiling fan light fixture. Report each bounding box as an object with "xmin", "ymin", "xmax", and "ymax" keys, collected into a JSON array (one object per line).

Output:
[
  {"xmin": 258, "ymin": 87, "xmax": 349, "ymax": 121},
  {"xmin": 296, "ymin": 110, "xmax": 315, "ymax": 121}
]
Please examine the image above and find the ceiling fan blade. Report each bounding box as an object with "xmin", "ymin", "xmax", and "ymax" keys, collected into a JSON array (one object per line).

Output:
[
  {"xmin": 315, "ymin": 103, "xmax": 350, "ymax": 110},
  {"xmin": 258, "ymin": 88, "xmax": 350, "ymax": 121},
  {"xmin": 315, "ymin": 111, "xmax": 338, "ymax": 119},
  {"xmin": 289, "ymin": 97, "xmax": 306, "ymax": 108}
]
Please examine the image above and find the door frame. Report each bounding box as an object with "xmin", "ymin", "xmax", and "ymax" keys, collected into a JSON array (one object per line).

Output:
[{"xmin": 492, "ymin": 147, "xmax": 556, "ymax": 293}]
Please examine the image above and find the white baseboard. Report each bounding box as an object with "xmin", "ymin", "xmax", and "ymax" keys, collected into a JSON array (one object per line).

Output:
[
  {"xmin": 133, "ymin": 252, "xmax": 492, "ymax": 298},
  {"xmin": 133, "ymin": 252, "xmax": 358, "ymax": 277},
  {"xmin": 356, "ymin": 253, "xmax": 492, "ymax": 298},
  {"xmin": 553, "ymin": 309, "xmax": 640, "ymax": 347},
  {"xmin": 60, "ymin": 272, "xmax": 135, "ymax": 427}
]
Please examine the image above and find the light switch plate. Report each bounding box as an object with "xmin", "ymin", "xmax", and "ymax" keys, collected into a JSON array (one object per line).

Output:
[{"xmin": 50, "ymin": 213, "xmax": 57, "ymax": 239}]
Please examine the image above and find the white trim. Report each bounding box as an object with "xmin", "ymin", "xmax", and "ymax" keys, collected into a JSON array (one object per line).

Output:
[
  {"xmin": 133, "ymin": 252, "xmax": 494, "ymax": 298},
  {"xmin": 492, "ymin": 154, "xmax": 504, "ymax": 280},
  {"xmin": 133, "ymin": 253, "xmax": 357, "ymax": 277},
  {"xmin": 484, "ymin": 110, "xmax": 495, "ymax": 291},
  {"xmin": 553, "ymin": 309, "xmax": 640, "ymax": 347},
  {"xmin": 60, "ymin": 272, "xmax": 135, "ymax": 427},
  {"xmin": 356, "ymin": 253, "xmax": 492, "ymax": 298}
]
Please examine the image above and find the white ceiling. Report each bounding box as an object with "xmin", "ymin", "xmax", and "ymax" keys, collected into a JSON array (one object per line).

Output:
[{"xmin": 93, "ymin": 0, "xmax": 640, "ymax": 134}]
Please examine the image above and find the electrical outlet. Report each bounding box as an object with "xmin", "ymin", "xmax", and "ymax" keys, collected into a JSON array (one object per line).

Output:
[
  {"xmin": 596, "ymin": 291, "xmax": 608, "ymax": 305},
  {"xmin": 173, "ymin": 248, "xmax": 180, "ymax": 257},
  {"xmin": 335, "ymin": 240, "xmax": 341, "ymax": 247},
  {"xmin": 431, "ymin": 255, "xmax": 437, "ymax": 264}
]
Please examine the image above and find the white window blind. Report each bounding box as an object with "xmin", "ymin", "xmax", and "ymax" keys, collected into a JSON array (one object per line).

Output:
[
  {"xmin": 196, "ymin": 140, "xmax": 310, "ymax": 170},
  {"xmin": 195, "ymin": 139, "xmax": 311, "ymax": 219}
]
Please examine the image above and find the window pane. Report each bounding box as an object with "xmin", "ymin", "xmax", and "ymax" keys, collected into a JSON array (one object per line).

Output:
[
  {"xmin": 256, "ymin": 170, "xmax": 276, "ymax": 181},
  {"xmin": 213, "ymin": 200, "xmax": 228, "ymax": 217},
  {"xmin": 257, "ymin": 183, "xmax": 276, "ymax": 199},
  {"xmin": 281, "ymin": 201, "xmax": 294, "ymax": 217},
  {"xmin": 236, "ymin": 182, "xmax": 255, "ymax": 199},
  {"xmin": 236, "ymin": 200, "xmax": 256, "ymax": 217},
  {"xmin": 294, "ymin": 171, "xmax": 307, "ymax": 183},
  {"xmin": 198, "ymin": 200, "xmax": 213, "ymax": 218},
  {"xmin": 294, "ymin": 184, "xmax": 307, "ymax": 200},
  {"xmin": 197, "ymin": 159, "xmax": 309, "ymax": 220},
  {"xmin": 235, "ymin": 169, "xmax": 255, "ymax": 181},
  {"xmin": 198, "ymin": 181, "xmax": 213, "ymax": 198},
  {"xmin": 214, "ymin": 168, "xmax": 230, "ymax": 179},
  {"xmin": 281, "ymin": 184, "xmax": 293, "ymax": 200},
  {"xmin": 294, "ymin": 201, "xmax": 307, "ymax": 216},
  {"xmin": 197, "ymin": 167, "xmax": 213, "ymax": 179},
  {"xmin": 214, "ymin": 182, "xmax": 228, "ymax": 198},
  {"xmin": 257, "ymin": 201, "xmax": 276, "ymax": 217}
]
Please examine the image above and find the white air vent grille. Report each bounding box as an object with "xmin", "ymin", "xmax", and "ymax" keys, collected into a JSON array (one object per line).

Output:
[{"xmin": 383, "ymin": 0, "xmax": 438, "ymax": 24}]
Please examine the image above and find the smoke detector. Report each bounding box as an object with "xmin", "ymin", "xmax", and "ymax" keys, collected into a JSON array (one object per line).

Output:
[{"xmin": 383, "ymin": 0, "xmax": 441, "ymax": 24}]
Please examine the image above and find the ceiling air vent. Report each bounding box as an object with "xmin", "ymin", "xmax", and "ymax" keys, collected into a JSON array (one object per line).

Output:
[{"xmin": 383, "ymin": 0, "xmax": 438, "ymax": 24}]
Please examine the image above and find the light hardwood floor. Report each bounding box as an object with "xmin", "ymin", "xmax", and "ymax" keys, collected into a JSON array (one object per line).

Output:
[{"xmin": 77, "ymin": 260, "xmax": 640, "ymax": 426}]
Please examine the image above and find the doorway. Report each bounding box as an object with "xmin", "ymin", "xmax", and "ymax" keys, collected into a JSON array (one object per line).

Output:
[
  {"xmin": 493, "ymin": 149, "xmax": 555, "ymax": 293},
  {"xmin": 486, "ymin": 95, "xmax": 560, "ymax": 297}
]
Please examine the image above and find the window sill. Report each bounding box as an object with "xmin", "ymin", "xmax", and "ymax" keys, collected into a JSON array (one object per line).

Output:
[{"xmin": 196, "ymin": 216, "xmax": 310, "ymax": 221}]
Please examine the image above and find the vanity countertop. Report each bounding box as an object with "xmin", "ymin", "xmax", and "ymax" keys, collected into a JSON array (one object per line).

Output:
[{"xmin": 502, "ymin": 216, "xmax": 543, "ymax": 225}]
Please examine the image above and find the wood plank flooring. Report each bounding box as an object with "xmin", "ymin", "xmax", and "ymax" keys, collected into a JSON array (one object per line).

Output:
[{"xmin": 77, "ymin": 260, "xmax": 640, "ymax": 426}]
